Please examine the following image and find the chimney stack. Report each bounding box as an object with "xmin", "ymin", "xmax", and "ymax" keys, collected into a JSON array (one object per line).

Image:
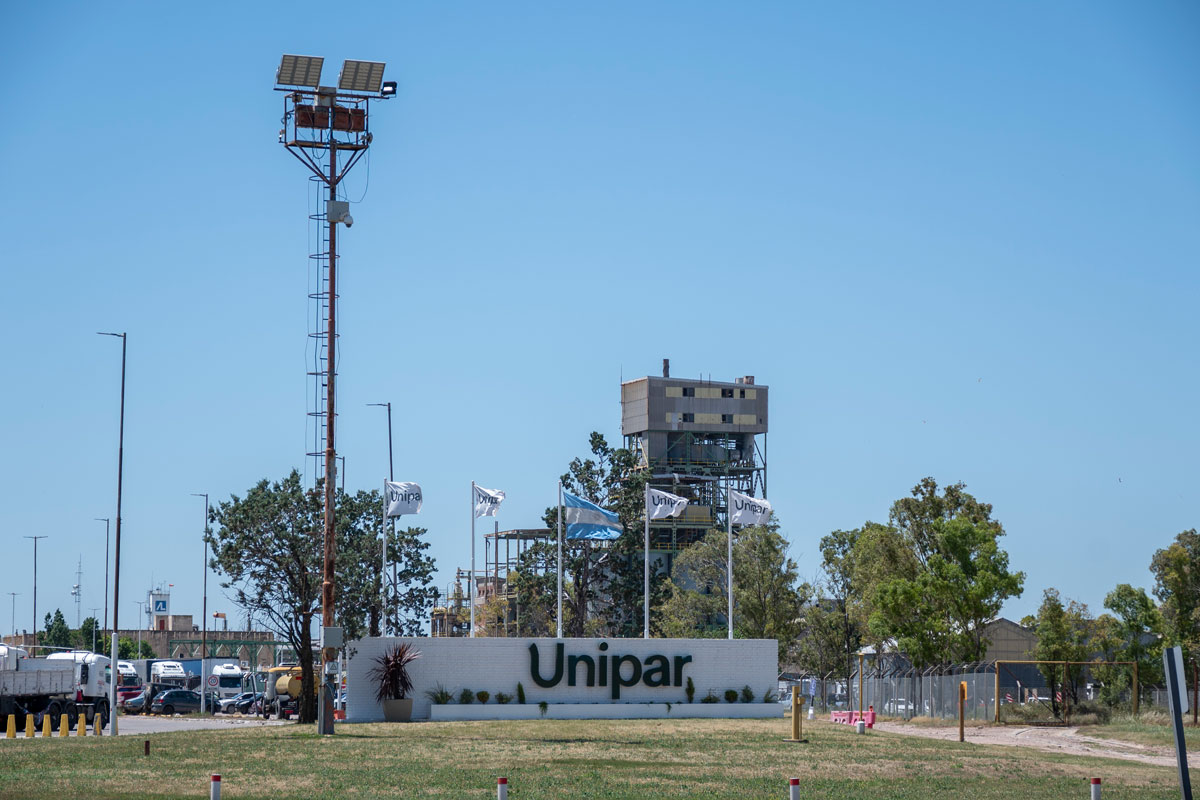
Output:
[{"xmin": 663, "ymin": 358, "xmax": 670, "ymax": 378}]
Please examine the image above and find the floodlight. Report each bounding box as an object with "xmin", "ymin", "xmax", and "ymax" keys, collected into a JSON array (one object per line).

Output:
[
  {"xmin": 339, "ymin": 60, "xmax": 386, "ymax": 93},
  {"xmin": 381, "ymin": 81, "xmax": 397, "ymax": 97},
  {"xmin": 277, "ymin": 54, "xmax": 324, "ymax": 88}
]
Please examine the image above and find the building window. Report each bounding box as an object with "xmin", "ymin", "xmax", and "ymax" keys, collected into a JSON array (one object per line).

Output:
[
  {"xmin": 682, "ymin": 413, "xmax": 694, "ymax": 423},
  {"xmin": 721, "ymin": 388, "xmax": 734, "ymax": 398},
  {"xmin": 721, "ymin": 414, "xmax": 733, "ymax": 423},
  {"xmin": 739, "ymin": 389, "xmax": 746, "ymax": 398},
  {"xmin": 682, "ymin": 387, "xmax": 695, "ymax": 397}
]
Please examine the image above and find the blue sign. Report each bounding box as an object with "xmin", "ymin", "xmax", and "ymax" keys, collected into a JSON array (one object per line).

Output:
[{"xmin": 154, "ymin": 600, "xmax": 167, "ymax": 612}]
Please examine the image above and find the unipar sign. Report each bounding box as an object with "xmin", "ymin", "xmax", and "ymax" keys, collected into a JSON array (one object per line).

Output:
[{"xmin": 347, "ymin": 637, "xmax": 778, "ymax": 721}]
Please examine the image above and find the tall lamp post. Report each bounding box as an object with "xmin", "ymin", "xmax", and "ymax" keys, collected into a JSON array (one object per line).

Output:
[
  {"xmin": 23, "ymin": 536, "xmax": 47, "ymax": 648},
  {"xmin": 98, "ymin": 331, "xmax": 127, "ymax": 734},
  {"xmin": 191, "ymin": 493, "xmax": 209, "ymax": 713},
  {"xmin": 95, "ymin": 518, "xmax": 110, "ymax": 631},
  {"xmin": 7, "ymin": 592, "xmax": 18, "ymax": 640},
  {"xmin": 368, "ymin": 402, "xmax": 394, "ymax": 636},
  {"xmin": 133, "ymin": 600, "xmax": 146, "ymax": 659}
]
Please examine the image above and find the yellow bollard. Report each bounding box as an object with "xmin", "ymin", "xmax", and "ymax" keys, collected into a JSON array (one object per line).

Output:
[
  {"xmin": 94, "ymin": 714, "xmax": 102, "ymax": 736},
  {"xmin": 5, "ymin": 714, "xmax": 15, "ymax": 738},
  {"xmin": 26, "ymin": 714, "xmax": 36, "ymax": 739},
  {"xmin": 78, "ymin": 715, "xmax": 86, "ymax": 736},
  {"xmin": 42, "ymin": 714, "xmax": 52, "ymax": 738},
  {"xmin": 785, "ymin": 685, "xmax": 807, "ymax": 743},
  {"xmin": 59, "ymin": 714, "xmax": 69, "ymax": 737}
]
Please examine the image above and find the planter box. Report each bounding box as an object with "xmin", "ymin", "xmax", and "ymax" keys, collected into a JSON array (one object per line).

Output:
[{"xmin": 428, "ymin": 703, "xmax": 783, "ymax": 722}]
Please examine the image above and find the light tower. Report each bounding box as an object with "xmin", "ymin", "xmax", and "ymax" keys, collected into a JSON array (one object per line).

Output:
[{"xmin": 275, "ymin": 54, "xmax": 395, "ymax": 735}]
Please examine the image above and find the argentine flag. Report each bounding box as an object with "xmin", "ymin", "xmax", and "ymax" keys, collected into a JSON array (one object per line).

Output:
[{"xmin": 563, "ymin": 489, "xmax": 623, "ymax": 540}]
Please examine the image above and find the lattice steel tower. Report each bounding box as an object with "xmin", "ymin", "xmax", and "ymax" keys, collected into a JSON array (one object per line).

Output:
[{"xmin": 274, "ymin": 54, "xmax": 395, "ymax": 735}]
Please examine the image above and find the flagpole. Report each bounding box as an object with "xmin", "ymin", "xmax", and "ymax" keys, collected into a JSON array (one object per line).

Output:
[
  {"xmin": 726, "ymin": 478, "xmax": 733, "ymax": 641},
  {"xmin": 470, "ymin": 481, "xmax": 476, "ymax": 638},
  {"xmin": 643, "ymin": 483, "xmax": 650, "ymax": 639},
  {"xmin": 556, "ymin": 482, "xmax": 563, "ymax": 639}
]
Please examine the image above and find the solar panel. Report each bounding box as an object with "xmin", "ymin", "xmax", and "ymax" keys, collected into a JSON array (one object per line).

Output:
[
  {"xmin": 276, "ymin": 54, "xmax": 324, "ymax": 88},
  {"xmin": 338, "ymin": 60, "xmax": 386, "ymax": 93}
]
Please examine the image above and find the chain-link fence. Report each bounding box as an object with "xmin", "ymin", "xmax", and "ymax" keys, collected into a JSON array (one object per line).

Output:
[{"xmin": 847, "ymin": 663, "xmax": 997, "ymax": 721}]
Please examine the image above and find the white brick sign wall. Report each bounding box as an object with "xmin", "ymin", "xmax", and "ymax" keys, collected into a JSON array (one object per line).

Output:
[{"xmin": 347, "ymin": 637, "xmax": 777, "ymax": 721}]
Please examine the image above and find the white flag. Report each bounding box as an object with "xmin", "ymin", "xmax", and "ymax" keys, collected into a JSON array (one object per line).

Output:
[
  {"xmin": 386, "ymin": 481, "xmax": 423, "ymax": 517},
  {"xmin": 474, "ymin": 485, "xmax": 505, "ymax": 518},
  {"xmin": 647, "ymin": 488, "xmax": 689, "ymax": 520},
  {"xmin": 729, "ymin": 489, "xmax": 772, "ymax": 526}
]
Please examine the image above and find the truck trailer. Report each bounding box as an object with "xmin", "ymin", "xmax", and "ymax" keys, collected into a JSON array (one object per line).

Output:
[{"xmin": 0, "ymin": 646, "xmax": 112, "ymax": 731}]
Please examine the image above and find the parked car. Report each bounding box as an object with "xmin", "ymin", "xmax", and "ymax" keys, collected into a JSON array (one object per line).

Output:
[
  {"xmin": 121, "ymin": 690, "xmax": 148, "ymax": 715},
  {"xmin": 150, "ymin": 689, "xmax": 222, "ymax": 715},
  {"xmin": 235, "ymin": 692, "xmax": 263, "ymax": 714},
  {"xmin": 219, "ymin": 692, "xmax": 256, "ymax": 714},
  {"xmin": 884, "ymin": 699, "xmax": 916, "ymax": 715}
]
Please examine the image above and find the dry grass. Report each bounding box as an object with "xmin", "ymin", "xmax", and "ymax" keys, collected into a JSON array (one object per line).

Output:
[{"xmin": 0, "ymin": 717, "xmax": 1189, "ymax": 799}]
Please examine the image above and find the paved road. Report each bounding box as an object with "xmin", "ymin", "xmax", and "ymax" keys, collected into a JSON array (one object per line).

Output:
[{"xmin": 2, "ymin": 714, "xmax": 289, "ymax": 739}]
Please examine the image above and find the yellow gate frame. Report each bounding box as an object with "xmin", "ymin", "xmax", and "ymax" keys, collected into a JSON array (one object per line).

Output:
[{"xmin": 993, "ymin": 660, "xmax": 1138, "ymax": 723}]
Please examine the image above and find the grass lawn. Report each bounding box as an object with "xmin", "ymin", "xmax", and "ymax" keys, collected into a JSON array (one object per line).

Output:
[
  {"xmin": 1079, "ymin": 711, "xmax": 1200, "ymax": 749},
  {"xmin": 0, "ymin": 718, "xmax": 1190, "ymax": 799}
]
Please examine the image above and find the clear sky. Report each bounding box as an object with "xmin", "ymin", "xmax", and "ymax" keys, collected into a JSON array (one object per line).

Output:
[{"xmin": 3, "ymin": 2, "xmax": 1197, "ymax": 640}]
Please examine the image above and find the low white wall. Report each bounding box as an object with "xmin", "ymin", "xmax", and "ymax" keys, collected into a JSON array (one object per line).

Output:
[
  {"xmin": 429, "ymin": 703, "xmax": 782, "ymax": 721},
  {"xmin": 347, "ymin": 637, "xmax": 777, "ymax": 722}
]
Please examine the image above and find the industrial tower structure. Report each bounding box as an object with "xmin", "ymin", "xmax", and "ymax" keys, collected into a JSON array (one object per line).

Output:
[
  {"xmin": 622, "ymin": 359, "xmax": 768, "ymax": 563},
  {"xmin": 275, "ymin": 53, "xmax": 395, "ymax": 734}
]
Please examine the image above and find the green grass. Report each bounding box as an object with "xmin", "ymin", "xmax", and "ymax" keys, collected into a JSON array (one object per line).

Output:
[
  {"xmin": 0, "ymin": 718, "xmax": 1191, "ymax": 799},
  {"xmin": 1079, "ymin": 710, "xmax": 1200, "ymax": 749}
]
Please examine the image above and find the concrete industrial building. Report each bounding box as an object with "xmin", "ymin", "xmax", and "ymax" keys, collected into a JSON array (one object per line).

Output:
[{"xmin": 622, "ymin": 360, "xmax": 769, "ymax": 563}]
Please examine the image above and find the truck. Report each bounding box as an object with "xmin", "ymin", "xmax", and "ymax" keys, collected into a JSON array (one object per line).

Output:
[
  {"xmin": 210, "ymin": 662, "xmax": 246, "ymax": 701},
  {"xmin": 0, "ymin": 646, "xmax": 112, "ymax": 731},
  {"xmin": 115, "ymin": 660, "xmax": 143, "ymax": 702}
]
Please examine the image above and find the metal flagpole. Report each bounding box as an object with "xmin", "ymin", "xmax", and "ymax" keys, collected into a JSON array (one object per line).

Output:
[
  {"xmin": 556, "ymin": 483, "xmax": 563, "ymax": 639},
  {"xmin": 726, "ymin": 478, "xmax": 733, "ymax": 640},
  {"xmin": 470, "ymin": 482, "xmax": 476, "ymax": 638},
  {"xmin": 643, "ymin": 484, "xmax": 650, "ymax": 639}
]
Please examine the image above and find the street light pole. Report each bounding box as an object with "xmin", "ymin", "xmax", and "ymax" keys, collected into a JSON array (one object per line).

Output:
[
  {"xmin": 7, "ymin": 593, "xmax": 18, "ymax": 640},
  {"xmin": 95, "ymin": 518, "xmax": 110, "ymax": 631},
  {"xmin": 23, "ymin": 536, "xmax": 47, "ymax": 649},
  {"xmin": 89, "ymin": 608, "xmax": 101, "ymax": 653},
  {"xmin": 98, "ymin": 331, "xmax": 127, "ymax": 734},
  {"xmin": 368, "ymin": 403, "xmax": 394, "ymax": 637},
  {"xmin": 191, "ymin": 493, "xmax": 209, "ymax": 713},
  {"xmin": 133, "ymin": 601, "xmax": 146, "ymax": 659}
]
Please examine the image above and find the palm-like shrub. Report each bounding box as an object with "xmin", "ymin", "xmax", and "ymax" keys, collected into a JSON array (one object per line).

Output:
[{"xmin": 369, "ymin": 643, "xmax": 421, "ymax": 702}]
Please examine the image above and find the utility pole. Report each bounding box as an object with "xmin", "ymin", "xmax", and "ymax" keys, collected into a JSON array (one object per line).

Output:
[
  {"xmin": 89, "ymin": 608, "xmax": 101, "ymax": 653},
  {"xmin": 192, "ymin": 493, "xmax": 209, "ymax": 713},
  {"xmin": 368, "ymin": 402, "xmax": 393, "ymax": 637},
  {"xmin": 98, "ymin": 330, "xmax": 127, "ymax": 734},
  {"xmin": 23, "ymin": 536, "xmax": 47, "ymax": 649}
]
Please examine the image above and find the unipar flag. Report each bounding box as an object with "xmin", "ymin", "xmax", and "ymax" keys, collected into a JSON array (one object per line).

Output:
[
  {"xmin": 474, "ymin": 485, "xmax": 505, "ymax": 518},
  {"xmin": 385, "ymin": 481, "xmax": 423, "ymax": 517},
  {"xmin": 729, "ymin": 489, "xmax": 772, "ymax": 526},
  {"xmin": 563, "ymin": 489, "xmax": 623, "ymax": 540},
  {"xmin": 647, "ymin": 488, "xmax": 689, "ymax": 520}
]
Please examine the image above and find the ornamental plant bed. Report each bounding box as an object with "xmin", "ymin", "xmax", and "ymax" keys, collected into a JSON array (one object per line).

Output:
[{"xmin": 428, "ymin": 702, "xmax": 782, "ymax": 722}]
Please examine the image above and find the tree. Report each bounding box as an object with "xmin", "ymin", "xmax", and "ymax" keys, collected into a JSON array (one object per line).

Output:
[
  {"xmin": 118, "ymin": 637, "xmax": 155, "ymax": 659},
  {"xmin": 1150, "ymin": 529, "xmax": 1200, "ymax": 660},
  {"xmin": 41, "ymin": 609, "xmax": 71, "ymax": 649},
  {"xmin": 1030, "ymin": 589, "xmax": 1093, "ymax": 716},
  {"xmin": 868, "ymin": 480, "xmax": 1023, "ymax": 666},
  {"xmin": 510, "ymin": 540, "xmax": 560, "ymax": 636},
  {"xmin": 1103, "ymin": 583, "xmax": 1164, "ymax": 693},
  {"xmin": 384, "ymin": 526, "xmax": 438, "ymax": 637},
  {"xmin": 77, "ymin": 616, "xmax": 101, "ymax": 652},
  {"xmin": 816, "ymin": 528, "xmax": 866, "ymax": 690},
  {"xmin": 207, "ymin": 470, "xmax": 436, "ymax": 723},
  {"xmin": 657, "ymin": 525, "xmax": 806, "ymax": 659}
]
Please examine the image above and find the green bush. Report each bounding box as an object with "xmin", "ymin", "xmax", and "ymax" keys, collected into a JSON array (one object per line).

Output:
[
  {"xmin": 424, "ymin": 684, "xmax": 452, "ymax": 705},
  {"xmin": 740, "ymin": 685, "xmax": 754, "ymax": 703},
  {"xmin": 686, "ymin": 677, "xmax": 695, "ymax": 703},
  {"xmin": 724, "ymin": 689, "xmax": 738, "ymax": 703},
  {"xmin": 701, "ymin": 691, "xmax": 719, "ymax": 704},
  {"xmin": 495, "ymin": 693, "xmax": 512, "ymax": 705},
  {"xmin": 538, "ymin": 701, "xmax": 549, "ymax": 717},
  {"xmin": 517, "ymin": 682, "xmax": 526, "ymax": 704},
  {"xmin": 476, "ymin": 691, "xmax": 490, "ymax": 705},
  {"xmin": 763, "ymin": 689, "xmax": 776, "ymax": 703},
  {"xmin": 458, "ymin": 688, "xmax": 475, "ymax": 705}
]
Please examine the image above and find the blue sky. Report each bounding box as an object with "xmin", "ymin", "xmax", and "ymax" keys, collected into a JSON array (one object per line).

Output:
[{"xmin": 3, "ymin": 2, "xmax": 1197, "ymax": 638}]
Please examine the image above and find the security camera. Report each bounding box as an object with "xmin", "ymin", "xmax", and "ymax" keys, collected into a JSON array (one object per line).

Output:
[{"xmin": 342, "ymin": 214, "xmax": 354, "ymax": 228}]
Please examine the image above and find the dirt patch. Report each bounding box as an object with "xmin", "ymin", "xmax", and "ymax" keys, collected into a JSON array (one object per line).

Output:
[{"xmin": 870, "ymin": 720, "xmax": 1177, "ymax": 767}]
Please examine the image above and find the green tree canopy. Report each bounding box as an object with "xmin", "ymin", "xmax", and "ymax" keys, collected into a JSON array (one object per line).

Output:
[
  {"xmin": 1150, "ymin": 529, "xmax": 1200, "ymax": 659},
  {"xmin": 41, "ymin": 609, "xmax": 71, "ymax": 649},
  {"xmin": 1030, "ymin": 589, "xmax": 1093, "ymax": 715}
]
